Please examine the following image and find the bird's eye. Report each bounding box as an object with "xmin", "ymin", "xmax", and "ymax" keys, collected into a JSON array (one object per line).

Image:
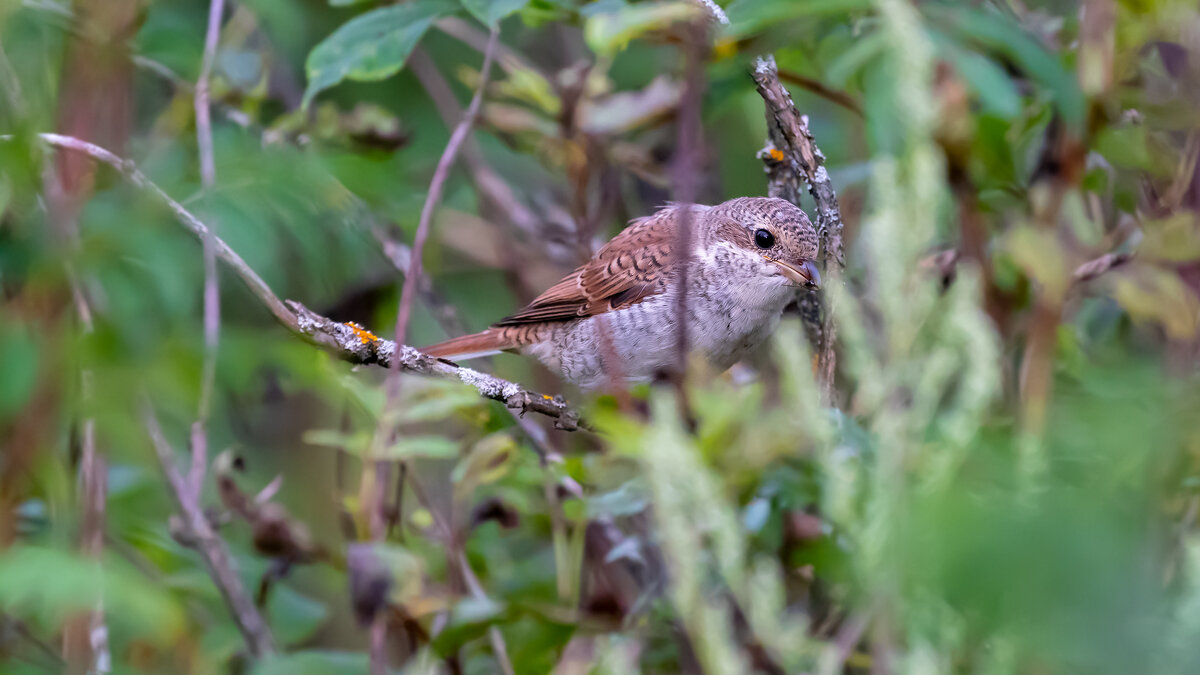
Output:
[{"xmin": 754, "ymin": 228, "xmax": 775, "ymax": 249}]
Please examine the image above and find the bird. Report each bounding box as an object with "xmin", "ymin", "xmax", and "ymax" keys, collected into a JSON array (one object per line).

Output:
[{"xmin": 422, "ymin": 197, "xmax": 821, "ymax": 390}]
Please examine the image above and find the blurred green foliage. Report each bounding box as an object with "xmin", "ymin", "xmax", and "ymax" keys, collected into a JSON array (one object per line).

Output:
[{"xmin": 3, "ymin": 0, "xmax": 1200, "ymax": 673}]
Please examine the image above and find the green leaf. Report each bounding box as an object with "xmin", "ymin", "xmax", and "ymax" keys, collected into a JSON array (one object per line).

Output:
[
  {"xmin": 461, "ymin": 0, "xmax": 529, "ymax": 25},
  {"xmin": 727, "ymin": 0, "xmax": 874, "ymax": 39},
  {"xmin": 928, "ymin": 4, "xmax": 1085, "ymax": 131},
  {"xmin": 329, "ymin": 0, "xmax": 374, "ymax": 6},
  {"xmin": 267, "ymin": 585, "xmax": 330, "ymax": 646},
  {"xmin": 584, "ymin": 1, "xmax": 702, "ymax": 55},
  {"xmin": 379, "ymin": 434, "xmax": 461, "ymax": 460},
  {"xmin": 0, "ymin": 323, "xmax": 37, "ymax": 418},
  {"xmin": 824, "ymin": 30, "xmax": 886, "ymax": 88},
  {"xmin": 303, "ymin": 0, "xmax": 459, "ymax": 108},
  {"xmin": 0, "ymin": 547, "xmax": 184, "ymax": 644},
  {"xmin": 251, "ymin": 651, "xmax": 371, "ymax": 675},
  {"xmin": 941, "ymin": 44, "xmax": 1022, "ymax": 118}
]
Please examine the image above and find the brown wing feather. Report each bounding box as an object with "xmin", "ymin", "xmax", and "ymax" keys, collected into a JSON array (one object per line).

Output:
[{"xmin": 495, "ymin": 206, "xmax": 687, "ymax": 326}]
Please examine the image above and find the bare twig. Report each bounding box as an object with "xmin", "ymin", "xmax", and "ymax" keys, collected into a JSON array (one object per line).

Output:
[
  {"xmin": 41, "ymin": 121, "xmax": 110, "ymax": 675},
  {"xmin": 374, "ymin": 229, "xmax": 468, "ymax": 336},
  {"xmin": 777, "ymin": 70, "xmax": 863, "ymax": 117},
  {"xmin": 194, "ymin": 0, "xmax": 224, "ymax": 189},
  {"xmin": 77, "ymin": 420, "xmax": 110, "ymax": 674},
  {"xmin": 142, "ymin": 406, "xmax": 277, "ymax": 658},
  {"xmin": 1073, "ymin": 251, "xmax": 1132, "ymax": 283},
  {"xmin": 192, "ymin": 0, "xmax": 226, "ymax": 507},
  {"xmin": 407, "ymin": 47, "xmax": 554, "ymax": 258},
  {"xmin": 752, "ymin": 55, "xmax": 846, "ymax": 401},
  {"xmin": 5, "ymin": 133, "xmax": 586, "ymax": 429},
  {"xmin": 392, "ymin": 27, "xmax": 499, "ymax": 359},
  {"xmin": 672, "ymin": 23, "xmax": 707, "ymax": 383},
  {"xmin": 359, "ymin": 45, "xmax": 503, "ymax": 668}
]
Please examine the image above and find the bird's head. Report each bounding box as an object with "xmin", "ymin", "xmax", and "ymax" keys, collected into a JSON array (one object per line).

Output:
[{"xmin": 704, "ymin": 197, "xmax": 821, "ymax": 290}]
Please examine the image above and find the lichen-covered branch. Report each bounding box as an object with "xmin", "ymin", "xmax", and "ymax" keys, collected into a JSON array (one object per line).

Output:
[
  {"xmin": 288, "ymin": 303, "xmax": 583, "ymax": 431},
  {"xmin": 11, "ymin": 133, "xmax": 586, "ymax": 430},
  {"xmin": 752, "ymin": 55, "xmax": 846, "ymax": 400}
]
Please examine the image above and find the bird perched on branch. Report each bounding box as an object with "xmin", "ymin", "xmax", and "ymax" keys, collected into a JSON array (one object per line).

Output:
[{"xmin": 423, "ymin": 197, "xmax": 820, "ymax": 390}]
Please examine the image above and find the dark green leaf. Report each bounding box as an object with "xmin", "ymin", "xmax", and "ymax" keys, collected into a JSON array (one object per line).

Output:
[{"xmin": 303, "ymin": 0, "xmax": 459, "ymax": 107}]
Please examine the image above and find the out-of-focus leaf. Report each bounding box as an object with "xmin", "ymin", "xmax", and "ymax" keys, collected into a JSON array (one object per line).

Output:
[
  {"xmin": 303, "ymin": 0, "xmax": 458, "ymax": 107},
  {"xmin": 329, "ymin": 0, "xmax": 373, "ymax": 6},
  {"xmin": 461, "ymin": 0, "xmax": 529, "ymax": 25},
  {"xmin": 579, "ymin": 75, "xmax": 682, "ymax": 134},
  {"xmin": 0, "ymin": 323, "xmax": 37, "ymax": 417},
  {"xmin": 400, "ymin": 387, "xmax": 485, "ymax": 423},
  {"xmin": 726, "ymin": 0, "xmax": 873, "ymax": 39},
  {"xmin": 1003, "ymin": 225, "xmax": 1071, "ymax": 301},
  {"xmin": 0, "ymin": 174, "xmax": 11, "ymax": 220},
  {"xmin": 943, "ymin": 46, "xmax": 1022, "ymax": 118},
  {"xmin": 431, "ymin": 596, "xmax": 506, "ymax": 654},
  {"xmin": 584, "ymin": 1, "xmax": 701, "ymax": 55},
  {"xmin": 1094, "ymin": 125, "xmax": 1160, "ymax": 173},
  {"xmin": 0, "ymin": 547, "xmax": 184, "ymax": 644},
  {"xmin": 1140, "ymin": 213, "xmax": 1200, "ymax": 263},
  {"xmin": 453, "ymin": 433, "xmax": 518, "ymax": 496},
  {"xmin": 380, "ymin": 435, "xmax": 461, "ymax": 460},
  {"xmin": 303, "ymin": 429, "xmax": 371, "ymax": 454},
  {"xmin": 251, "ymin": 651, "xmax": 371, "ymax": 675},
  {"xmin": 586, "ymin": 480, "xmax": 649, "ymax": 519},
  {"xmin": 1109, "ymin": 265, "xmax": 1200, "ymax": 340},
  {"xmin": 267, "ymin": 585, "xmax": 330, "ymax": 646},
  {"xmin": 824, "ymin": 30, "xmax": 886, "ymax": 87},
  {"xmin": 928, "ymin": 4, "xmax": 1085, "ymax": 131}
]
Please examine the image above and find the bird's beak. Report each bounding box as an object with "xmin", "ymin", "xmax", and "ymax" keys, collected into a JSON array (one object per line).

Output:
[{"xmin": 767, "ymin": 257, "xmax": 821, "ymax": 289}]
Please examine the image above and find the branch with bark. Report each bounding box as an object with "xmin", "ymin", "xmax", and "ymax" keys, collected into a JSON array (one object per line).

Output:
[
  {"xmin": 6, "ymin": 133, "xmax": 585, "ymax": 430},
  {"xmin": 752, "ymin": 55, "xmax": 847, "ymax": 400}
]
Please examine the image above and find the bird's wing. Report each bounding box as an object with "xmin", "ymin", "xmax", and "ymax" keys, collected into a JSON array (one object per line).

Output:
[{"xmin": 495, "ymin": 206, "xmax": 693, "ymax": 326}]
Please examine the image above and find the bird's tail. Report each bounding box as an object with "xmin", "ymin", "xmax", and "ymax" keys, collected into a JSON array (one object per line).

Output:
[{"xmin": 421, "ymin": 329, "xmax": 513, "ymax": 361}]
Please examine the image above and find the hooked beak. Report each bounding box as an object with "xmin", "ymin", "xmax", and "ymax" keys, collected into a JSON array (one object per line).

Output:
[{"xmin": 766, "ymin": 257, "xmax": 821, "ymax": 289}]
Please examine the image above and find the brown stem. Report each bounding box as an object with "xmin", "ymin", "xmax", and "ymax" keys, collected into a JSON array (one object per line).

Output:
[
  {"xmin": 777, "ymin": 70, "xmax": 863, "ymax": 117},
  {"xmin": 191, "ymin": 0, "xmax": 226, "ymax": 501},
  {"xmin": 752, "ymin": 55, "xmax": 847, "ymax": 403}
]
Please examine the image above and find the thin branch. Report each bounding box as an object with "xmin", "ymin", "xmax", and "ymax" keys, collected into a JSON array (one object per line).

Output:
[
  {"xmin": 41, "ymin": 120, "xmax": 110, "ymax": 675},
  {"xmin": 752, "ymin": 55, "xmax": 846, "ymax": 402},
  {"xmin": 194, "ymin": 0, "xmax": 224, "ymax": 189},
  {"xmin": 192, "ymin": 0, "xmax": 226, "ymax": 506},
  {"xmin": 671, "ymin": 23, "xmax": 707, "ymax": 385},
  {"xmin": 392, "ymin": 27, "xmax": 499, "ymax": 354},
  {"xmin": 407, "ymin": 46, "xmax": 556, "ymax": 260},
  {"xmin": 5, "ymin": 133, "xmax": 587, "ymax": 429},
  {"xmin": 777, "ymin": 69, "xmax": 863, "ymax": 117},
  {"xmin": 142, "ymin": 405, "xmax": 277, "ymax": 658},
  {"xmin": 29, "ymin": 133, "xmax": 296, "ymax": 328},
  {"xmin": 361, "ymin": 41, "xmax": 501, "ymax": 652},
  {"xmin": 1073, "ymin": 251, "xmax": 1132, "ymax": 283}
]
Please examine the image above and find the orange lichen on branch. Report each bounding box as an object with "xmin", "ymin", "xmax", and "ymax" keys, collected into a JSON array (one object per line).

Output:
[
  {"xmin": 767, "ymin": 148, "xmax": 785, "ymax": 162},
  {"xmin": 345, "ymin": 322, "xmax": 379, "ymax": 345}
]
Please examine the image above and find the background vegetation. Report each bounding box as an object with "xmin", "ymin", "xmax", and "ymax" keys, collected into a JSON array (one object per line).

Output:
[{"xmin": 2, "ymin": 0, "xmax": 1200, "ymax": 673}]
